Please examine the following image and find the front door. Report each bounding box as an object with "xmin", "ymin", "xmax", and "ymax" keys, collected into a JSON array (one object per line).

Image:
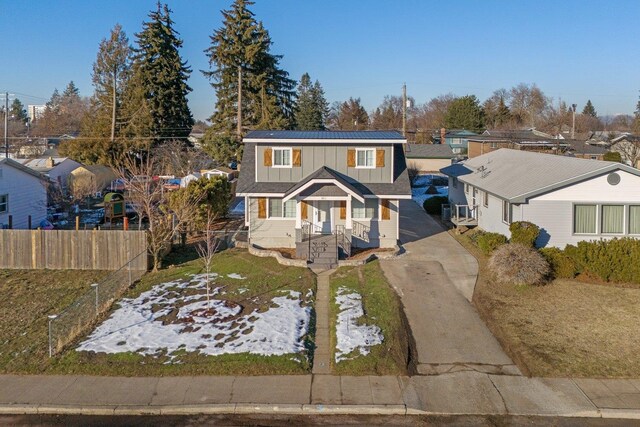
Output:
[{"xmin": 312, "ymin": 201, "xmax": 333, "ymax": 234}]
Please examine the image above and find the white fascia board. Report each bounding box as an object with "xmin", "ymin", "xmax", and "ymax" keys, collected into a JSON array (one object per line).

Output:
[{"xmin": 236, "ymin": 192, "xmax": 285, "ymax": 197}]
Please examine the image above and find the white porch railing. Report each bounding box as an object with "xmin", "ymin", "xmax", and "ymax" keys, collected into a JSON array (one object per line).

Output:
[{"xmin": 446, "ymin": 204, "xmax": 478, "ymax": 226}]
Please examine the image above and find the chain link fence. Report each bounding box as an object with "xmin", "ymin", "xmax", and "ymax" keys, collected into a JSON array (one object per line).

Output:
[{"xmin": 48, "ymin": 250, "xmax": 148, "ymax": 356}]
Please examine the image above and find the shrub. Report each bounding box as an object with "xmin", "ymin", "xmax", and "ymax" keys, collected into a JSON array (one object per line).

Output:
[
  {"xmin": 476, "ymin": 232, "xmax": 508, "ymax": 256},
  {"xmin": 425, "ymin": 185, "xmax": 439, "ymax": 195},
  {"xmin": 568, "ymin": 238, "xmax": 640, "ymax": 283},
  {"xmin": 603, "ymin": 151, "xmax": 622, "ymax": 163},
  {"xmin": 509, "ymin": 221, "xmax": 540, "ymax": 247},
  {"xmin": 423, "ymin": 196, "xmax": 448, "ymax": 215},
  {"xmin": 489, "ymin": 243, "xmax": 550, "ymax": 286},
  {"xmin": 539, "ymin": 247, "xmax": 578, "ymax": 279}
]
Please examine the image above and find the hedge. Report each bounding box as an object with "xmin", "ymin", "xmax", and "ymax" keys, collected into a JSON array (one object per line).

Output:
[
  {"xmin": 509, "ymin": 221, "xmax": 540, "ymax": 247},
  {"xmin": 423, "ymin": 196, "xmax": 448, "ymax": 215},
  {"xmin": 476, "ymin": 232, "xmax": 508, "ymax": 256}
]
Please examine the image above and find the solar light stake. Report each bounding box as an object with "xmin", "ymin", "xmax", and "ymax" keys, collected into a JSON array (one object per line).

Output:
[
  {"xmin": 48, "ymin": 315, "xmax": 58, "ymax": 357},
  {"xmin": 91, "ymin": 283, "xmax": 99, "ymax": 313}
]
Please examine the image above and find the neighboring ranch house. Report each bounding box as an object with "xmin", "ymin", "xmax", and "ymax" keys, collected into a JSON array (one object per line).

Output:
[
  {"xmin": 405, "ymin": 144, "xmax": 455, "ymax": 173},
  {"xmin": 0, "ymin": 158, "xmax": 48, "ymax": 229},
  {"xmin": 432, "ymin": 129, "xmax": 478, "ymax": 154},
  {"xmin": 68, "ymin": 165, "xmax": 117, "ymax": 196},
  {"xmin": 236, "ymin": 130, "xmax": 411, "ymax": 268},
  {"xmin": 16, "ymin": 156, "xmax": 82, "ymax": 191},
  {"xmin": 440, "ymin": 149, "xmax": 640, "ymax": 248}
]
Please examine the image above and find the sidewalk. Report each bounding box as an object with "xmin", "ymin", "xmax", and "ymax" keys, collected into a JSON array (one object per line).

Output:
[{"xmin": 1, "ymin": 373, "xmax": 640, "ymax": 419}]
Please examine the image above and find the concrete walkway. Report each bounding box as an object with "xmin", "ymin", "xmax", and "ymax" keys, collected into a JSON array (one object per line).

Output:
[
  {"xmin": 379, "ymin": 200, "xmax": 518, "ymax": 376},
  {"xmin": 1, "ymin": 374, "xmax": 640, "ymax": 419},
  {"xmin": 311, "ymin": 269, "xmax": 332, "ymax": 375}
]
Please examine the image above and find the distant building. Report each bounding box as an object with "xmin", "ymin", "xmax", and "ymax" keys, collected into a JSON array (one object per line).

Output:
[
  {"xmin": 405, "ymin": 144, "xmax": 456, "ymax": 173},
  {"xmin": 432, "ymin": 129, "xmax": 478, "ymax": 154},
  {"xmin": 15, "ymin": 156, "xmax": 82, "ymax": 191},
  {"xmin": 27, "ymin": 105, "xmax": 46, "ymax": 122}
]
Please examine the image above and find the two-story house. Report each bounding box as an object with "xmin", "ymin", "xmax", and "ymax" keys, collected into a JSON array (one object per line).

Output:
[{"xmin": 236, "ymin": 130, "xmax": 411, "ymax": 267}]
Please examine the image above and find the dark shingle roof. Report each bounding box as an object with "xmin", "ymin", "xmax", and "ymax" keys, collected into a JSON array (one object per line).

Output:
[
  {"xmin": 244, "ymin": 130, "xmax": 405, "ymax": 140},
  {"xmin": 406, "ymin": 144, "xmax": 455, "ymax": 159},
  {"xmin": 284, "ymin": 166, "xmax": 363, "ymax": 199}
]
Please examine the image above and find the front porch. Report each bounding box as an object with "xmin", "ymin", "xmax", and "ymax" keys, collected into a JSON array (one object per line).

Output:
[{"xmin": 443, "ymin": 204, "xmax": 478, "ymax": 227}]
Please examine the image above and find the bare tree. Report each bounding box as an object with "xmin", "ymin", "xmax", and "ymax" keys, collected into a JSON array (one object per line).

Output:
[
  {"xmin": 195, "ymin": 212, "xmax": 223, "ymax": 310},
  {"xmin": 118, "ymin": 150, "xmax": 201, "ymax": 271},
  {"xmin": 611, "ymin": 138, "xmax": 640, "ymax": 167},
  {"xmin": 154, "ymin": 140, "xmax": 214, "ymax": 176}
]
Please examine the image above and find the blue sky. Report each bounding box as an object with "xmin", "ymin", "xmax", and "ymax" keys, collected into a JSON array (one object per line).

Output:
[{"xmin": 2, "ymin": 0, "xmax": 639, "ymax": 121}]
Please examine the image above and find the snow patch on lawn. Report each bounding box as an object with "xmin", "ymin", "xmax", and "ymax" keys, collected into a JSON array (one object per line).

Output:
[
  {"xmin": 227, "ymin": 273, "xmax": 246, "ymax": 280},
  {"xmin": 335, "ymin": 287, "xmax": 383, "ymax": 363},
  {"xmin": 77, "ymin": 273, "xmax": 311, "ymax": 359},
  {"xmin": 411, "ymin": 174, "xmax": 449, "ymax": 207}
]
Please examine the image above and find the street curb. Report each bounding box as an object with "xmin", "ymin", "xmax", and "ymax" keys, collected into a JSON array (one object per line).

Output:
[{"xmin": 1, "ymin": 404, "xmax": 640, "ymax": 419}]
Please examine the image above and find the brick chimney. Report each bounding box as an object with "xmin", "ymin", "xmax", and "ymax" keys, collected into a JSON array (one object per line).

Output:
[
  {"xmin": 46, "ymin": 157, "xmax": 55, "ymax": 168},
  {"xmin": 440, "ymin": 128, "xmax": 446, "ymax": 145}
]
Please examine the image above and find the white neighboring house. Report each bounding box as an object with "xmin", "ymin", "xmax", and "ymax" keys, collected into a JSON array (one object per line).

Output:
[
  {"xmin": 180, "ymin": 172, "xmax": 201, "ymax": 188},
  {"xmin": 440, "ymin": 149, "xmax": 640, "ymax": 248},
  {"xmin": 16, "ymin": 156, "xmax": 82, "ymax": 192},
  {"xmin": 0, "ymin": 158, "xmax": 48, "ymax": 229}
]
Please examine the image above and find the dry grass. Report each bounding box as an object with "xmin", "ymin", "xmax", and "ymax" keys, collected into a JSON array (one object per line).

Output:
[
  {"xmin": 454, "ymin": 230, "xmax": 640, "ymax": 378},
  {"xmin": 0, "ymin": 269, "xmax": 109, "ymax": 373}
]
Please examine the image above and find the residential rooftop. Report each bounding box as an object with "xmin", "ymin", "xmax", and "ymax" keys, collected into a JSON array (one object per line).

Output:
[
  {"xmin": 406, "ymin": 144, "xmax": 455, "ymax": 159},
  {"xmin": 440, "ymin": 148, "xmax": 638, "ymax": 203},
  {"xmin": 243, "ymin": 130, "xmax": 406, "ymax": 142}
]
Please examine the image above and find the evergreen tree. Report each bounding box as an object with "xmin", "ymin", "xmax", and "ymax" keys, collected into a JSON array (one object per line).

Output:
[
  {"xmin": 203, "ymin": 0, "xmax": 296, "ymax": 140},
  {"xmin": 9, "ymin": 98, "xmax": 27, "ymax": 124},
  {"xmin": 444, "ymin": 95, "xmax": 485, "ymax": 131},
  {"xmin": 294, "ymin": 73, "xmax": 328, "ymax": 130},
  {"xmin": 130, "ymin": 2, "xmax": 193, "ymax": 142},
  {"xmin": 35, "ymin": 84, "xmax": 88, "ymax": 136},
  {"xmin": 46, "ymin": 89, "xmax": 61, "ymax": 112},
  {"xmin": 62, "ymin": 81, "xmax": 80, "ymax": 99},
  {"xmin": 327, "ymin": 98, "xmax": 369, "ymax": 130},
  {"xmin": 494, "ymin": 96, "xmax": 511, "ymax": 127},
  {"xmin": 69, "ymin": 24, "xmax": 132, "ymax": 165},
  {"xmin": 582, "ymin": 99, "xmax": 597, "ymax": 117}
]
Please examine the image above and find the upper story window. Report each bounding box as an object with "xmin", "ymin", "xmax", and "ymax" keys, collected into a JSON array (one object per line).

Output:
[
  {"xmin": 0, "ymin": 194, "xmax": 7, "ymax": 214},
  {"xmin": 355, "ymin": 148, "xmax": 375, "ymax": 168},
  {"xmin": 272, "ymin": 148, "xmax": 292, "ymax": 168}
]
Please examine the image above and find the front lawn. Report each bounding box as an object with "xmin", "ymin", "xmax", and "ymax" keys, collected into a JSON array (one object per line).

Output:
[
  {"xmin": 0, "ymin": 269, "xmax": 109, "ymax": 373},
  {"xmin": 329, "ymin": 261, "xmax": 409, "ymax": 376},
  {"xmin": 455, "ymin": 230, "xmax": 640, "ymax": 378},
  {"xmin": 49, "ymin": 248, "xmax": 317, "ymax": 376}
]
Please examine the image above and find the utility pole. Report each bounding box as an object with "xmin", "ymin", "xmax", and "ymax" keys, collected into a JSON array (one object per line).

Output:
[
  {"xmin": 237, "ymin": 66, "xmax": 243, "ymax": 141},
  {"xmin": 571, "ymin": 103, "xmax": 577, "ymax": 139},
  {"xmin": 4, "ymin": 92, "xmax": 8, "ymax": 158},
  {"xmin": 402, "ymin": 83, "xmax": 407, "ymax": 137}
]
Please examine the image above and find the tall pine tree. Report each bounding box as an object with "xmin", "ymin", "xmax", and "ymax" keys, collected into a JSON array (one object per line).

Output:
[
  {"xmin": 203, "ymin": 0, "xmax": 296, "ymax": 141},
  {"xmin": 294, "ymin": 72, "xmax": 328, "ymax": 130},
  {"xmin": 582, "ymin": 99, "xmax": 597, "ymax": 117},
  {"xmin": 69, "ymin": 24, "xmax": 133, "ymax": 165},
  {"xmin": 129, "ymin": 2, "xmax": 193, "ymax": 143}
]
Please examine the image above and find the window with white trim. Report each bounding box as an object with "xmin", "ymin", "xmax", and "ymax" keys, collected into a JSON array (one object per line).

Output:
[
  {"xmin": 502, "ymin": 200, "xmax": 510, "ymax": 224},
  {"xmin": 629, "ymin": 206, "xmax": 640, "ymax": 235},
  {"xmin": 268, "ymin": 198, "xmax": 296, "ymax": 218},
  {"xmin": 273, "ymin": 148, "xmax": 292, "ymax": 167},
  {"xmin": 0, "ymin": 194, "xmax": 7, "ymax": 214},
  {"xmin": 452, "ymin": 177, "xmax": 458, "ymax": 188},
  {"xmin": 483, "ymin": 191, "xmax": 488, "ymax": 207},
  {"xmin": 601, "ymin": 205, "xmax": 624, "ymax": 234},
  {"xmin": 574, "ymin": 204, "xmax": 597, "ymax": 234},
  {"xmin": 355, "ymin": 148, "xmax": 375, "ymax": 168},
  {"xmin": 352, "ymin": 199, "xmax": 378, "ymax": 219}
]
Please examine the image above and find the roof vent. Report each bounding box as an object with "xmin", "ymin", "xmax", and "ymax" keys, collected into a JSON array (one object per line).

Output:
[{"xmin": 607, "ymin": 172, "xmax": 621, "ymax": 186}]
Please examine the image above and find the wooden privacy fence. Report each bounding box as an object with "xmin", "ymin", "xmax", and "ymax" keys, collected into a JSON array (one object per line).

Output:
[{"xmin": 0, "ymin": 230, "xmax": 148, "ymax": 270}]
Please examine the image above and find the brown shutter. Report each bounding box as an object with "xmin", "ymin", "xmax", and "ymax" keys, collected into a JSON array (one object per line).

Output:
[
  {"xmin": 301, "ymin": 201, "xmax": 308, "ymax": 220},
  {"xmin": 376, "ymin": 149, "xmax": 385, "ymax": 167},
  {"xmin": 339, "ymin": 201, "xmax": 346, "ymax": 220},
  {"xmin": 292, "ymin": 149, "xmax": 301, "ymax": 167},
  {"xmin": 381, "ymin": 199, "xmax": 390, "ymax": 220},
  {"xmin": 258, "ymin": 198, "xmax": 267, "ymax": 219},
  {"xmin": 347, "ymin": 149, "xmax": 356, "ymax": 167},
  {"xmin": 263, "ymin": 148, "xmax": 272, "ymax": 166}
]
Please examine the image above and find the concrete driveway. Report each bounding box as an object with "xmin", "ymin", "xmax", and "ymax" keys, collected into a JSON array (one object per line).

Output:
[{"xmin": 380, "ymin": 200, "xmax": 520, "ymax": 376}]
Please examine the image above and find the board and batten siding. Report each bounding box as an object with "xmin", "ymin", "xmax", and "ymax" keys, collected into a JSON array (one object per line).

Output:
[
  {"xmin": 248, "ymin": 197, "xmax": 296, "ymax": 248},
  {"xmin": 0, "ymin": 163, "xmax": 47, "ymax": 229},
  {"xmin": 255, "ymin": 144, "xmax": 393, "ymax": 183}
]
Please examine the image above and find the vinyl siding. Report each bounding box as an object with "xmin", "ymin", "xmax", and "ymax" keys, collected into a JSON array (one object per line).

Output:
[
  {"xmin": 0, "ymin": 164, "xmax": 47, "ymax": 229},
  {"xmin": 255, "ymin": 144, "xmax": 393, "ymax": 183},
  {"xmin": 477, "ymin": 193, "xmax": 511, "ymax": 237}
]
